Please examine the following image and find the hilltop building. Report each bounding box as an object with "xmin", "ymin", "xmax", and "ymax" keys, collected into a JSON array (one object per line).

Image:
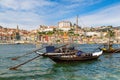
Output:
[{"xmin": 58, "ymin": 21, "xmax": 72, "ymax": 31}]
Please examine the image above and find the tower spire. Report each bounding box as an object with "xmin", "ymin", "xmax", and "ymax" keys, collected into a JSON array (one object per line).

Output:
[
  {"xmin": 76, "ymin": 15, "xmax": 78, "ymax": 28},
  {"xmin": 16, "ymin": 25, "xmax": 19, "ymax": 32},
  {"xmin": 76, "ymin": 15, "xmax": 78, "ymax": 34}
]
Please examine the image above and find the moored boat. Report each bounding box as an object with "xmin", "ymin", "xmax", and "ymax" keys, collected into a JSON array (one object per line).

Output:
[
  {"xmin": 99, "ymin": 44, "xmax": 120, "ymax": 53},
  {"xmin": 100, "ymin": 48, "xmax": 120, "ymax": 53},
  {"xmin": 48, "ymin": 51, "xmax": 103, "ymax": 63}
]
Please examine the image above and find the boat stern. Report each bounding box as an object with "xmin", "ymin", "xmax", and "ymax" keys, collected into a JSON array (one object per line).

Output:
[{"xmin": 92, "ymin": 51, "xmax": 103, "ymax": 56}]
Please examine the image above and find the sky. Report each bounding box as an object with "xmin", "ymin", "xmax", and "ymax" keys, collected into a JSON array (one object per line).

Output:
[{"xmin": 0, "ymin": 0, "xmax": 120, "ymax": 30}]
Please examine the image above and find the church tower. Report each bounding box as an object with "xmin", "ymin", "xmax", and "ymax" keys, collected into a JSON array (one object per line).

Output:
[
  {"xmin": 76, "ymin": 15, "xmax": 78, "ymax": 34},
  {"xmin": 16, "ymin": 25, "xmax": 19, "ymax": 32},
  {"xmin": 15, "ymin": 25, "xmax": 20, "ymax": 40}
]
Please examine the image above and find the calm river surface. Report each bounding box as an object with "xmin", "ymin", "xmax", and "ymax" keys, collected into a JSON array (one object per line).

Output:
[{"xmin": 0, "ymin": 44, "xmax": 120, "ymax": 80}]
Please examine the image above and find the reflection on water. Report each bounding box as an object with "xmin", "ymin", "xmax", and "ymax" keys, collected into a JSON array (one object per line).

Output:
[{"xmin": 0, "ymin": 44, "xmax": 120, "ymax": 80}]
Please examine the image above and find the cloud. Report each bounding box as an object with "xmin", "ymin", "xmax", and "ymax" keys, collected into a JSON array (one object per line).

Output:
[
  {"xmin": 0, "ymin": 10, "xmax": 46, "ymax": 30},
  {"xmin": 67, "ymin": 4, "xmax": 120, "ymax": 27},
  {"xmin": 0, "ymin": 0, "xmax": 57, "ymax": 10},
  {"xmin": 0, "ymin": 0, "xmax": 119, "ymax": 30},
  {"xmin": 0, "ymin": 0, "xmax": 58, "ymax": 30}
]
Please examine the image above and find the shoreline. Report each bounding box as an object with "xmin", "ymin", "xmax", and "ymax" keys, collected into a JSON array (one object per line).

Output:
[{"xmin": 0, "ymin": 42, "xmax": 120, "ymax": 45}]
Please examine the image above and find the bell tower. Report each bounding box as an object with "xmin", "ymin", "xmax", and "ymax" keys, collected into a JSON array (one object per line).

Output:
[
  {"xmin": 76, "ymin": 15, "xmax": 78, "ymax": 34},
  {"xmin": 15, "ymin": 25, "xmax": 20, "ymax": 40}
]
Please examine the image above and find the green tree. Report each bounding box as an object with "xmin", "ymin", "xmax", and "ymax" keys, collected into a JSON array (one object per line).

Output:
[{"xmin": 68, "ymin": 29, "xmax": 74, "ymax": 36}]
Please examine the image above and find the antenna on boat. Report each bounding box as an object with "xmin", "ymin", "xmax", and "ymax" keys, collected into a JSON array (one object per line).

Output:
[{"xmin": 107, "ymin": 27, "xmax": 111, "ymax": 50}]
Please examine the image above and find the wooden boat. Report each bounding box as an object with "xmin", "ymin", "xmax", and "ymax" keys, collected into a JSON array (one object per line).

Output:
[
  {"xmin": 48, "ymin": 51, "xmax": 103, "ymax": 63},
  {"xmin": 100, "ymin": 48, "xmax": 120, "ymax": 53},
  {"xmin": 36, "ymin": 45, "xmax": 103, "ymax": 63},
  {"xmin": 99, "ymin": 29, "xmax": 120, "ymax": 53},
  {"xmin": 99, "ymin": 44, "xmax": 120, "ymax": 53}
]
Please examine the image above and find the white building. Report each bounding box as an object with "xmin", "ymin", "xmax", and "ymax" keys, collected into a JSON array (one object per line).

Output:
[
  {"xmin": 85, "ymin": 32, "xmax": 101, "ymax": 37},
  {"xmin": 58, "ymin": 21, "xmax": 72, "ymax": 31},
  {"xmin": 39, "ymin": 25, "xmax": 55, "ymax": 32},
  {"xmin": 43, "ymin": 26, "xmax": 54, "ymax": 32}
]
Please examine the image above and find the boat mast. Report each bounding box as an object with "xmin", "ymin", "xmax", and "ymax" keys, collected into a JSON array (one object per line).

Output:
[{"xmin": 108, "ymin": 28, "xmax": 110, "ymax": 49}]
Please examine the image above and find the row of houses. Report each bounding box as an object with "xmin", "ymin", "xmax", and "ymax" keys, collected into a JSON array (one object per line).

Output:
[
  {"xmin": 0, "ymin": 25, "xmax": 30, "ymax": 43},
  {"xmin": 0, "ymin": 21, "xmax": 120, "ymax": 44},
  {"xmin": 37, "ymin": 21, "xmax": 120, "ymax": 44}
]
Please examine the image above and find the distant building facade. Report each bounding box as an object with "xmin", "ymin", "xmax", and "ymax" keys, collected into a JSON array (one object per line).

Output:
[
  {"xmin": 39, "ymin": 25, "xmax": 56, "ymax": 32},
  {"xmin": 58, "ymin": 21, "xmax": 72, "ymax": 31}
]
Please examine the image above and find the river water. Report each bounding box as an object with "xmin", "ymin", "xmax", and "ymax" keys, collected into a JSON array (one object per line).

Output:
[{"xmin": 0, "ymin": 44, "xmax": 120, "ymax": 80}]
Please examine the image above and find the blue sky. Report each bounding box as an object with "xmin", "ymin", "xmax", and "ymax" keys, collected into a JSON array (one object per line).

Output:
[{"xmin": 0, "ymin": 0, "xmax": 120, "ymax": 30}]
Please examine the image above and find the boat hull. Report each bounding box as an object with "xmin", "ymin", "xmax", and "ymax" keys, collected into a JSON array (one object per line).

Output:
[
  {"xmin": 48, "ymin": 51, "xmax": 102, "ymax": 63},
  {"xmin": 101, "ymin": 49, "xmax": 120, "ymax": 53},
  {"xmin": 49, "ymin": 56, "xmax": 99, "ymax": 63}
]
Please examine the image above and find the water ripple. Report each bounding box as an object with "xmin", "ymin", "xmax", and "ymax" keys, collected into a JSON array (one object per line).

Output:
[{"xmin": 0, "ymin": 44, "xmax": 120, "ymax": 80}]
